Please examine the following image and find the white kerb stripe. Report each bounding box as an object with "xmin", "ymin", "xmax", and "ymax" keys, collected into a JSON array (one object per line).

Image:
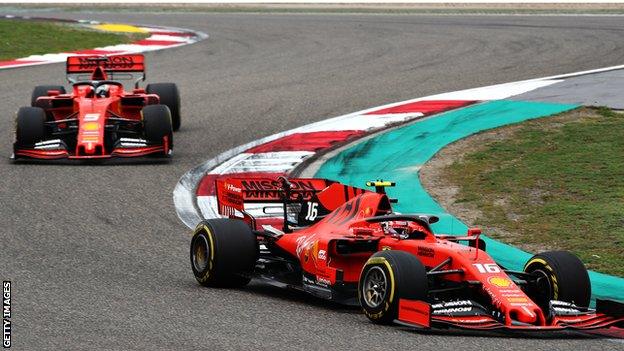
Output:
[
  {"xmin": 208, "ymin": 151, "xmax": 314, "ymax": 175},
  {"xmin": 197, "ymin": 196, "xmax": 220, "ymax": 220},
  {"xmin": 420, "ymin": 79, "xmax": 562, "ymax": 101}
]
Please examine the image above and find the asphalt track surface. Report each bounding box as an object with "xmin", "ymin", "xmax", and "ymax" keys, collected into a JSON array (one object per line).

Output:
[{"xmin": 2, "ymin": 11, "xmax": 624, "ymax": 350}]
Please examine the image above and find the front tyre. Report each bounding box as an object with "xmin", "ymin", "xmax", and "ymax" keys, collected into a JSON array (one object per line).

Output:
[
  {"xmin": 358, "ymin": 250, "xmax": 428, "ymax": 324},
  {"xmin": 190, "ymin": 219, "xmax": 258, "ymax": 288},
  {"xmin": 524, "ymin": 250, "xmax": 591, "ymax": 309},
  {"xmin": 146, "ymin": 83, "xmax": 181, "ymax": 131},
  {"xmin": 15, "ymin": 107, "xmax": 46, "ymax": 146},
  {"xmin": 142, "ymin": 104, "xmax": 173, "ymax": 152}
]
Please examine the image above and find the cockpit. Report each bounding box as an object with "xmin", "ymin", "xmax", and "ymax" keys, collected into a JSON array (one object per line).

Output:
[{"xmin": 73, "ymin": 81, "xmax": 123, "ymax": 99}]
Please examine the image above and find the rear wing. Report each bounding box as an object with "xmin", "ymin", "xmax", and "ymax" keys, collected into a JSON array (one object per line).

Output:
[
  {"xmin": 214, "ymin": 176, "xmax": 376, "ymax": 232},
  {"xmin": 66, "ymin": 54, "xmax": 146, "ymax": 85},
  {"xmin": 215, "ymin": 177, "xmax": 335, "ymax": 230}
]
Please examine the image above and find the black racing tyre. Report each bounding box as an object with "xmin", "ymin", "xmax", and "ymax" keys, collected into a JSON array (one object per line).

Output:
[
  {"xmin": 524, "ymin": 251, "xmax": 591, "ymax": 309},
  {"xmin": 190, "ymin": 218, "xmax": 258, "ymax": 288},
  {"xmin": 142, "ymin": 104, "xmax": 173, "ymax": 148},
  {"xmin": 31, "ymin": 85, "xmax": 66, "ymax": 106},
  {"xmin": 358, "ymin": 250, "xmax": 428, "ymax": 324},
  {"xmin": 146, "ymin": 83, "xmax": 180, "ymax": 131},
  {"xmin": 15, "ymin": 107, "xmax": 46, "ymax": 146}
]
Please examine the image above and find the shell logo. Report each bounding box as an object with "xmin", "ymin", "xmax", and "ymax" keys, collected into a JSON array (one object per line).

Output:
[
  {"xmin": 310, "ymin": 241, "xmax": 319, "ymax": 261},
  {"xmin": 83, "ymin": 122, "xmax": 99, "ymax": 131},
  {"xmin": 507, "ymin": 297, "xmax": 528, "ymax": 303},
  {"xmin": 488, "ymin": 276, "xmax": 512, "ymax": 288}
]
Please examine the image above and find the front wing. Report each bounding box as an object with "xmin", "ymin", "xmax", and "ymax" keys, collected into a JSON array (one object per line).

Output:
[
  {"xmin": 13, "ymin": 137, "xmax": 171, "ymax": 160},
  {"xmin": 397, "ymin": 298, "xmax": 624, "ymax": 334}
]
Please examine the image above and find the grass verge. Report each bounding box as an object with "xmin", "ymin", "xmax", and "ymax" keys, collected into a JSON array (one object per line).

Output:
[
  {"xmin": 441, "ymin": 107, "xmax": 624, "ymax": 276},
  {"xmin": 0, "ymin": 19, "xmax": 147, "ymax": 61}
]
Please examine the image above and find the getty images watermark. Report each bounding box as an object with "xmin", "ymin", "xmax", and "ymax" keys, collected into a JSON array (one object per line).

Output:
[{"xmin": 3, "ymin": 281, "xmax": 10, "ymax": 348}]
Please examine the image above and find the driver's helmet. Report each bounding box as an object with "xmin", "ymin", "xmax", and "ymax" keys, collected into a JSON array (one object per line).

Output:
[
  {"xmin": 95, "ymin": 84, "xmax": 110, "ymax": 98},
  {"xmin": 83, "ymin": 85, "xmax": 95, "ymax": 98}
]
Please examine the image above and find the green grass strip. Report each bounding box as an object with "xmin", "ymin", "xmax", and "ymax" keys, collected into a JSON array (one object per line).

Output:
[{"xmin": 0, "ymin": 19, "xmax": 146, "ymax": 61}]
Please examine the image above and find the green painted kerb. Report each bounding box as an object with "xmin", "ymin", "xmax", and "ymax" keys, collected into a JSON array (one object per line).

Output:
[{"xmin": 316, "ymin": 99, "xmax": 624, "ymax": 302}]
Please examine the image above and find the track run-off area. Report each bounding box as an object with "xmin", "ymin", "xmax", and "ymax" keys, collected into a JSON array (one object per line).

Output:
[{"xmin": 2, "ymin": 10, "xmax": 624, "ymax": 350}]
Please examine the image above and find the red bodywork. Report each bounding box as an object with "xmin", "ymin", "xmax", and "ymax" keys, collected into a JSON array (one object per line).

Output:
[
  {"xmin": 213, "ymin": 176, "xmax": 624, "ymax": 332},
  {"xmin": 14, "ymin": 54, "xmax": 170, "ymax": 160}
]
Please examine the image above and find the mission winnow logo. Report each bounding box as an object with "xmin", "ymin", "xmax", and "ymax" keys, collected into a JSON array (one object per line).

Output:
[{"xmin": 3, "ymin": 281, "xmax": 10, "ymax": 348}]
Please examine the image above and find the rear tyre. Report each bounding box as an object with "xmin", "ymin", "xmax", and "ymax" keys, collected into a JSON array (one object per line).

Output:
[
  {"xmin": 142, "ymin": 104, "xmax": 173, "ymax": 150},
  {"xmin": 15, "ymin": 107, "xmax": 46, "ymax": 146},
  {"xmin": 190, "ymin": 218, "xmax": 258, "ymax": 288},
  {"xmin": 524, "ymin": 251, "xmax": 591, "ymax": 309},
  {"xmin": 146, "ymin": 83, "xmax": 181, "ymax": 131},
  {"xmin": 31, "ymin": 85, "xmax": 66, "ymax": 106},
  {"xmin": 358, "ymin": 250, "xmax": 428, "ymax": 324}
]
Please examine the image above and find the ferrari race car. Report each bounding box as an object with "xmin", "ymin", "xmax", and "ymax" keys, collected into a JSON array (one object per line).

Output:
[
  {"xmin": 190, "ymin": 177, "xmax": 624, "ymax": 332},
  {"xmin": 13, "ymin": 54, "xmax": 180, "ymax": 160}
]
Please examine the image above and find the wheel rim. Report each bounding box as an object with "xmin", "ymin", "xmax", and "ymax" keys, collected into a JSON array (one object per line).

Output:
[
  {"xmin": 531, "ymin": 268, "xmax": 553, "ymax": 305},
  {"xmin": 192, "ymin": 235, "xmax": 210, "ymax": 272},
  {"xmin": 362, "ymin": 266, "xmax": 388, "ymax": 308}
]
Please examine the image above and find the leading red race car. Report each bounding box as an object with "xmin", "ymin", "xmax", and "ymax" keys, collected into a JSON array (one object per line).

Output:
[
  {"xmin": 13, "ymin": 54, "xmax": 180, "ymax": 160},
  {"xmin": 190, "ymin": 176, "xmax": 624, "ymax": 332}
]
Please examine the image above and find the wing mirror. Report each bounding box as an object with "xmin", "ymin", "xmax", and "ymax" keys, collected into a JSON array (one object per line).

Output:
[
  {"xmin": 467, "ymin": 227, "xmax": 482, "ymax": 236},
  {"xmin": 417, "ymin": 215, "xmax": 439, "ymax": 224}
]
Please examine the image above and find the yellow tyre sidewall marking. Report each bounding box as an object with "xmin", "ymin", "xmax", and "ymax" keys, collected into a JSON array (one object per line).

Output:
[
  {"xmin": 360, "ymin": 256, "xmax": 396, "ymax": 320},
  {"xmin": 194, "ymin": 224, "xmax": 216, "ymax": 283},
  {"xmin": 525, "ymin": 258, "xmax": 559, "ymax": 299}
]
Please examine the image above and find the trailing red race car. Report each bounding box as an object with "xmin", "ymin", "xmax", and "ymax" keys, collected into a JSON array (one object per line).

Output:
[
  {"xmin": 13, "ymin": 54, "xmax": 180, "ymax": 160},
  {"xmin": 190, "ymin": 177, "xmax": 624, "ymax": 332}
]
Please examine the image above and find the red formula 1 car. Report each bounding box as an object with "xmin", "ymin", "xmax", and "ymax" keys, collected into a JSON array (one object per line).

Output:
[
  {"xmin": 190, "ymin": 177, "xmax": 624, "ymax": 332},
  {"xmin": 13, "ymin": 54, "xmax": 180, "ymax": 160}
]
